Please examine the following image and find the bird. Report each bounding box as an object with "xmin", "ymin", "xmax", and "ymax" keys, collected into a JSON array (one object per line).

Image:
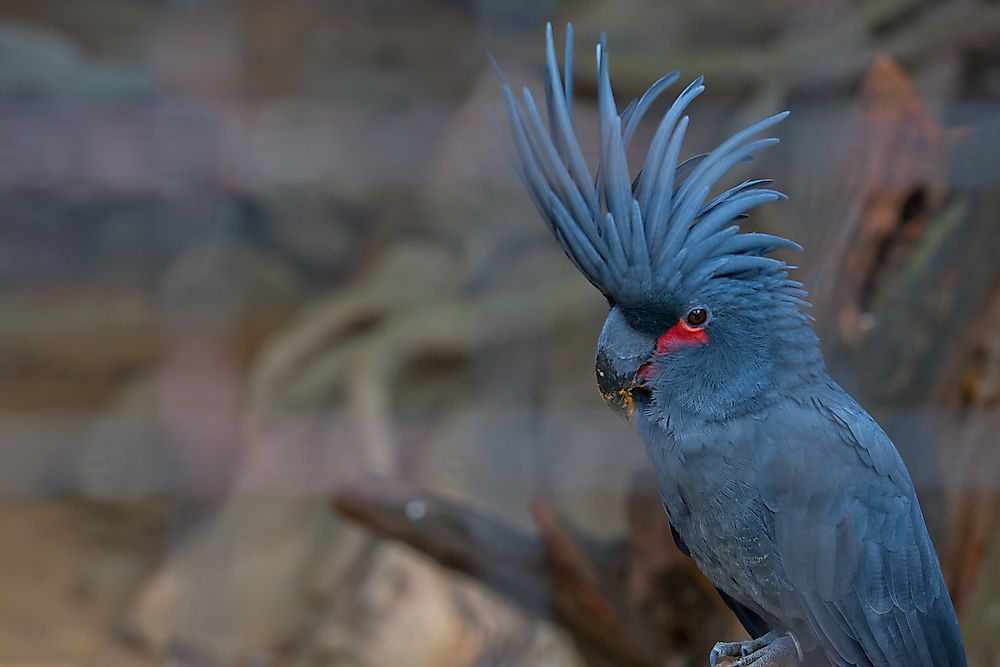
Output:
[{"xmin": 492, "ymin": 23, "xmax": 967, "ymax": 667}]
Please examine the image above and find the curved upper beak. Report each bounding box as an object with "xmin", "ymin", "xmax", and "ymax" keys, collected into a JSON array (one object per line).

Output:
[{"xmin": 595, "ymin": 307, "xmax": 655, "ymax": 418}]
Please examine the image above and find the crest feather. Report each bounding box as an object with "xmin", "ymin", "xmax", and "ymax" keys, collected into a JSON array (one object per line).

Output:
[{"xmin": 494, "ymin": 24, "xmax": 800, "ymax": 308}]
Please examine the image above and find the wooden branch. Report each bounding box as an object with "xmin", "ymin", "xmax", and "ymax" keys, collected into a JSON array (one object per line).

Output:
[
  {"xmin": 333, "ymin": 481, "xmax": 662, "ymax": 667},
  {"xmin": 333, "ymin": 477, "xmax": 730, "ymax": 667}
]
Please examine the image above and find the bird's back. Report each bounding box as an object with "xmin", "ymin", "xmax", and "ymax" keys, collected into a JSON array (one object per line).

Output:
[{"xmin": 641, "ymin": 380, "xmax": 967, "ymax": 666}]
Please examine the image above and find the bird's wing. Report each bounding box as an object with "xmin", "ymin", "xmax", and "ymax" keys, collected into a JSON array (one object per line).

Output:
[{"xmin": 759, "ymin": 392, "xmax": 966, "ymax": 667}]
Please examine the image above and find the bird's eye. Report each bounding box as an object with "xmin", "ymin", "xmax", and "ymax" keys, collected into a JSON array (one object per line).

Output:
[{"xmin": 685, "ymin": 307, "xmax": 709, "ymax": 328}]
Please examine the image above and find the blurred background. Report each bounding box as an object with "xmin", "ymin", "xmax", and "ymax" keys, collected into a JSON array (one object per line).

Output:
[{"xmin": 1, "ymin": 0, "xmax": 999, "ymax": 665}]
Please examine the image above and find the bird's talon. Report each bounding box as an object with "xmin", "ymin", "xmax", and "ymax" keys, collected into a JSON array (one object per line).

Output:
[{"xmin": 709, "ymin": 632, "xmax": 800, "ymax": 667}]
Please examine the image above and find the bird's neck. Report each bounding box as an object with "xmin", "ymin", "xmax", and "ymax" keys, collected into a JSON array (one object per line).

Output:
[{"xmin": 645, "ymin": 321, "xmax": 828, "ymax": 426}]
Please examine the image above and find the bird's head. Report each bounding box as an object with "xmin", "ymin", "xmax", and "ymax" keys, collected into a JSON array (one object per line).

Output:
[
  {"xmin": 495, "ymin": 24, "xmax": 822, "ymax": 423},
  {"xmin": 595, "ymin": 276, "xmax": 818, "ymax": 422}
]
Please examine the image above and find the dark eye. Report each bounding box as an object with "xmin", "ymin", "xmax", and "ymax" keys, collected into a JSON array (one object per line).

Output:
[{"xmin": 685, "ymin": 307, "xmax": 709, "ymax": 327}]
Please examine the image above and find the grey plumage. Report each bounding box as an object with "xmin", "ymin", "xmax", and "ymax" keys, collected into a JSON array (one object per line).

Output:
[
  {"xmin": 495, "ymin": 24, "xmax": 967, "ymax": 667},
  {"xmin": 637, "ymin": 385, "xmax": 965, "ymax": 666}
]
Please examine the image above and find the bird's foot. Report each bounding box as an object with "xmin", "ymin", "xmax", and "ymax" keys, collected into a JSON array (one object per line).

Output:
[{"xmin": 710, "ymin": 631, "xmax": 802, "ymax": 667}]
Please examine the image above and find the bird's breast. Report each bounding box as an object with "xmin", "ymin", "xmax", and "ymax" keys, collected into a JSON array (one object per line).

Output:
[{"xmin": 647, "ymin": 422, "xmax": 786, "ymax": 619}]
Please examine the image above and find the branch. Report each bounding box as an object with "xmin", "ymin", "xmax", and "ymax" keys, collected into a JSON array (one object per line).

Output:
[{"xmin": 333, "ymin": 477, "xmax": 729, "ymax": 667}]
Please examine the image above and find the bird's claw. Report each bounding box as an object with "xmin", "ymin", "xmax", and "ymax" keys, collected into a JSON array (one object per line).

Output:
[
  {"xmin": 710, "ymin": 632, "xmax": 801, "ymax": 666},
  {"xmin": 710, "ymin": 632, "xmax": 774, "ymax": 666}
]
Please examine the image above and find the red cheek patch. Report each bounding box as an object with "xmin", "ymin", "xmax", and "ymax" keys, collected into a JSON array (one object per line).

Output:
[
  {"xmin": 655, "ymin": 318, "xmax": 709, "ymax": 355},
  {"xmin": 637, "ymin": 361, "xmax": 656, "ymax": 380}
]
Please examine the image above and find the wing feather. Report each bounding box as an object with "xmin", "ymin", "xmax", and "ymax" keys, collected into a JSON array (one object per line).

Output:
[{"xmin": 765, "ymin": 394, "xmax": 966, "ymax": 666}]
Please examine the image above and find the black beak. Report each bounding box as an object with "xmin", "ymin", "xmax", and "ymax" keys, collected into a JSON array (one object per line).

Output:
[{"xmin": 595, "ymin": 307, "xmax": 655, "ymax": 419}]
